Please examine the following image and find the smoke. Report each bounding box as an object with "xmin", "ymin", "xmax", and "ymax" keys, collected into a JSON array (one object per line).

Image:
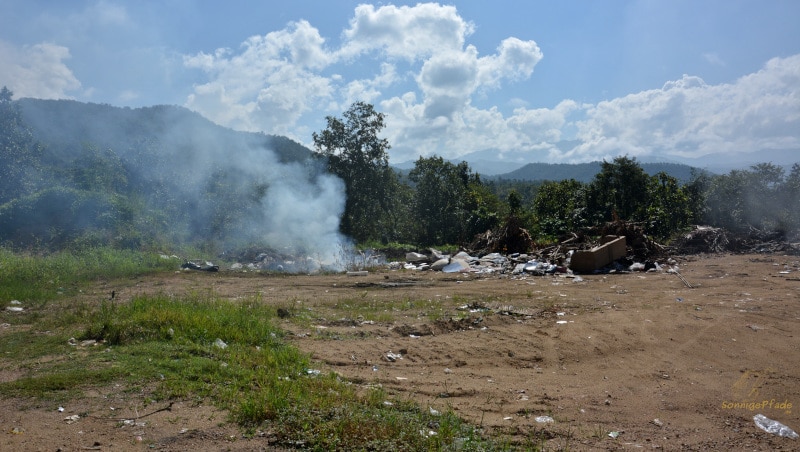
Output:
[{"xmin": 13, "ymin": 99, "xmax": 354, "ymax": 270}]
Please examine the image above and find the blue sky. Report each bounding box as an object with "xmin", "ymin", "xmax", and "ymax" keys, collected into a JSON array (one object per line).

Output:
[{"xmin": 1, "ymin": 1, "xmax": 799, "ymax": 165}]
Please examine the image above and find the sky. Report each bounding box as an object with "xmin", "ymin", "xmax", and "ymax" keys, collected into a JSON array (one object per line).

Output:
[{"xmin": 1, "ymin": 0, "xmax": 799, "ymax": 166}]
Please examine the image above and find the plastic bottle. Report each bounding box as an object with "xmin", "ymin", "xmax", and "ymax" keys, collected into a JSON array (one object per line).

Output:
[{"xmin": 753, "ymin": 414, "xmax": 799, "ymax": 439}]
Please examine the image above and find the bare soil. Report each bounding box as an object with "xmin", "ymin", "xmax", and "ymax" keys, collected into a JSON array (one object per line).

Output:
[{"xmin": 2, "ymin": 253, "xmax": 799, "ymax": 451}]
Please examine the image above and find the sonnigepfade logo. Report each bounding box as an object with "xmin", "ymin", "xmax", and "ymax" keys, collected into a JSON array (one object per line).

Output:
[{"xmin": 721, "ymin": 369, "xmax": 792, "ymax": 414}]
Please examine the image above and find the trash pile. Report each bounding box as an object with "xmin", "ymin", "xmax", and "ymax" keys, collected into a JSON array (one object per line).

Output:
[
  {"xmin": 469, "ymin": 215, "xmax": 534, "ymax": 255},
  {"xmin": 672, "ymin": 225, "xmax": 800, "ymax": 255},
  {"xmin": 175, "ymin": 220, "xmax": 799, "ymax": 276},
  {"xmin": 387, "ymin": 242, "xmax": 669, "ymax": 276}
]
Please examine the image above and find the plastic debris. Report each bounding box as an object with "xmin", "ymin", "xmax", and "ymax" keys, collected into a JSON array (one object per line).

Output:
[
  {"xmin": 608, "ymin": 431, "xmax": 620, "ymax": 438},
  {"xmin": 64, "ymin": 414, "xmax": 81, "ymax": 424},
  {"xmin": 213, "ymin": 338, "xmax": 228, "ymax": 349},
  {"xmin": 535, "ymin": 415, "xmax": 554, "ymax": 424},
  {"xmin": 385, "ymin": 351, "xmax": 403, "ymax": 362},
  {"xmin": 753, "ymin": 414, "xmax": 799, "ymax": 439}
]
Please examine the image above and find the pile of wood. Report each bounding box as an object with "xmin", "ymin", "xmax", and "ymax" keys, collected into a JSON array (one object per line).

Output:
[
  {"xmin": 672, "ymin": 226, "xmax": 800, "ymax": 255},
  {"xmin": 468, "ymin": 216, "xmax": 534, "ymax": 255},
  {"xmin": 671, "ymin": 226, "xmax": 731, "ymax": 254},
  {"xmin": 599, "ymin": 220, "xmax": 666, "ymax": 258}
]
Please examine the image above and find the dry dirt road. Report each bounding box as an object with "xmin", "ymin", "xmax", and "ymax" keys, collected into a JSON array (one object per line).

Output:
[{"xmin": 2, "ymin": 253, "xmax": 799, "ymax": 451}]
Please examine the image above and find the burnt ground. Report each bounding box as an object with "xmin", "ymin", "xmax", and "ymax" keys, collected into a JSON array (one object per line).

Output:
[{"xmin": 2, "ymin": 253, "xmax": 799, "ymax": 451}]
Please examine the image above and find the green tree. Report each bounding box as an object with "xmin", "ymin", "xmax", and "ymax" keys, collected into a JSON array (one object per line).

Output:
[
  {"xmin": 532, "ymin": 179, "xmax": 588, "ymax": 237},
  {"xmin": 587, "ymin": 156, "xmax": 650, "ymax": 223},
  {"xmin": 644, "ymin": 172, "xmax": 692, "ymax": 239},
  {"xmin": 408, "ymin": 156, "xmax": 494, "ymax": 245},
  {"xmin": 312, "ymin": 102, "xmax": 393, "ymax": 242},
  {"xmin": 703, "ymin": 163, "xmax": 790, "ymax": 234},
  {"xmin": 68, "ymin": 146, "xmax": 128, "ymax": 193},
  {"xmin": 0, "ymin": 87, "xmax": 42, "ymax": 204}
]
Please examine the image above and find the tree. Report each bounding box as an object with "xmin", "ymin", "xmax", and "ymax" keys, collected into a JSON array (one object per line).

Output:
[
  {"xmin": 587, "ymin": 156, "xmax": 650, "ymax": 223},
  {"xmin": 408, "ymin": 156, "xmax": 494, "ymax": 245},
  {"xmin": 532, "ymin": 179, "xmax": 588, "ymax": 237},
  {"xmin": 644, "ymin": 172, "xmax": 692, "ymax": 239},
  {"xmin": 312, "ymin": 102, "xmax": 393, "ymax": 242},
  {"xmin": 0, "ymin": 87, "xmax": 42, "ymax": 204}
]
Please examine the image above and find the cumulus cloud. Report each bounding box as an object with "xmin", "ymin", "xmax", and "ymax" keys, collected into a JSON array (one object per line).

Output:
[
  {"xmin": 340, "ymin": 3, "xmax": 473, "ymax": 60},
  {"xmin": 0, "ymin": 40, "xmax": 81, "ymax": 99},
  {"xmin": 184, "ymin": 20, "xmax": 334, "ymax": 134},
  {"xmin": 568, "ymin": 54, "xmax": 800, "ymax": 161},
  {"xmin": 178, "ymin": 3, "xmax": 798, "ymax": 166},
  {"xmin": 183, "ymin": 2, "xmax": 544, "ymax": 155}
]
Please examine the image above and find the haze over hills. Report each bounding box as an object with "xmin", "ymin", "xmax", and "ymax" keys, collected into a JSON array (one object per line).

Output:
[
  {"xmin": 17, "ymin": 98, "xmax": 313, "ymax": 165},
  {"xmin": 394, "ymin": 144, "xmax": 799, "ymax": 180}
]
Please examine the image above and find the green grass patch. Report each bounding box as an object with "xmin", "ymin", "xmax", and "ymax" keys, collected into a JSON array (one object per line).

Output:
[
  {"xmin": 0, "ymin": 246, "xmax": 176, "ymax": 302},
  {"xmin": 0, "ymin": 289, "xmax": 500, "ymax": 450}
]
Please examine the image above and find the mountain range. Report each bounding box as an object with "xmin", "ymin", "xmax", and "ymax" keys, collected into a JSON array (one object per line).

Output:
[{"xmin": 18, "ymin": 99, "xmax": 797, "ymax": 184}]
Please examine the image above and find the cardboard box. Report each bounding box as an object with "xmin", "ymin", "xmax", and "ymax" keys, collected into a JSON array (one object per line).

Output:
[{"xmin": 569, "ymin": 236, "xmax": 627, "ymax": 273}]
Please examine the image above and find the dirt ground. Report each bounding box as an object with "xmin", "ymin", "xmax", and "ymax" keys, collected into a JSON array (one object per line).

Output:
[{"xmin": 2, "ymin": 253, "xmax": 799, "ymax": 451}]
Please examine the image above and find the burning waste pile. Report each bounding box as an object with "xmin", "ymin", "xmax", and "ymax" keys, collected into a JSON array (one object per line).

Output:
[{"xmin": 178, "ymin": 245, "xmax": 386, "ymax": 274}]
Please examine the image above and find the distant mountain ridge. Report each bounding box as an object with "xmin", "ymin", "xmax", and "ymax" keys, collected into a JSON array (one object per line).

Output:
[{"xmin": 491, "ymin": 161, "xmax": 705, "ymax": 183}]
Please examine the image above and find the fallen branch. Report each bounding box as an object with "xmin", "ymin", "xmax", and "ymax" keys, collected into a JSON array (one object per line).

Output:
[
  {"xmin": 674, "ymin": 270, "xmax": 694, "ymax": 289},
  {"xmin": 88, "ymin": 401, "xmax": 173, "ymax": 421}
]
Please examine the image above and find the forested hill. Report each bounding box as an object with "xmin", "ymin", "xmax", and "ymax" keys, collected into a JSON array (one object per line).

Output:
[
  {"xmin": 1, "ymin": 98, "xmax": 327, "ymax": 250},
  {"xmin": 493, "ymin": 161, "xmax": 704, "ymax": 183},
  {"xmin": 17, "ymin": 98, "xmax": 312, "ymax": 165}
]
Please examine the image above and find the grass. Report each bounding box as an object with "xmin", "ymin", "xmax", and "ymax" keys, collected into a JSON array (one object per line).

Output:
[
  {"xmin": 0, "ymin": 246, "xmax": 521, "ymax": 450},
  {"xmin": 0, "ymin": 246, "xmax": 176, "ymax": 302}
]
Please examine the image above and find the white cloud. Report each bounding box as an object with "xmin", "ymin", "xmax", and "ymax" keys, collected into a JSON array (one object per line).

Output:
[
  {"xmin": 178, "ymin": 4, "xmax": 799, "ymax": 168},
  {"xmin": 478, "ymin": 37, "xmax": 543, "ymax": 88},
  {"xmin": 184, "ymin": 20, "xmax": 334, "ymax": 134},
  {"xmin": 0, "ymin": 40, "xmax": 81, "ymax": 99},
  {"xmin": 182, "ymin": 3, "xmax": 544, "ymax": 152},
  {"xmin": 339, "ymin": 3, "xmax": 473, "ymax": 60},
  {"xmin": 569, "ymin": 54, "xmax": 800, "ymax": 162}
]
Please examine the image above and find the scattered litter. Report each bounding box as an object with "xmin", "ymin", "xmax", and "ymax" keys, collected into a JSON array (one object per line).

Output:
[
  {"xmin": 385, "ymin": 351, "xmax": 403, "ymax": 362},
  {"xmin": 181, "ymin": 261, "xmax": 219, "ymax": 272},
  {"xmin": 608, "ymin": 431, "xmax": 620, "ymax": 438},
  {"xmin": 346, "ymin": 271, "xmax": 368, "ymax": 276},
  {"xmin": 213, "ymin": 338, "xmax": 228, "ymax": 349},
  {"xmin": 10, "ymin": 427, "xmax": 24, "ymax": 434},
  {"xmin": 5, "ymin": 306, "xmax": 23, "ymax": 312},
  {"xmin": 651, "ymin": 418, "xmax": 664, "ymax": 427},
  {"xmin": 305, "ymin": 369, "xmax": 321, "ymax": 376},
  {"xmin": 753, "ymin": 414, "xmax": 798, "ymax": 439},
  {"xmin": 676, "ymin": 297, "xmax": 684, "ymax": 302},
  {"xmin": 556, "ymin": 320, "xmax": 568, "ymax": 324},
  {"xmin": 395, "ymin": 377, "xmax": 408, "ymax": 380},
  {"xmin": 535, "ymin": 415, "xmax": 554, "ymax": 424},
  {"xmin": 503, "ymin": 416, "xmax": 514, "ymax": 421},
  {"xmin": 429, "ymin": 407, "xmax": 440, "ymax": 416},
  {"xmin": 64, "ymin": 414, "xmax": 81, "ymax": 424},
  {"xmin": 57, "ymin": 406, "xmax": 64, "ymax": 412}
]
